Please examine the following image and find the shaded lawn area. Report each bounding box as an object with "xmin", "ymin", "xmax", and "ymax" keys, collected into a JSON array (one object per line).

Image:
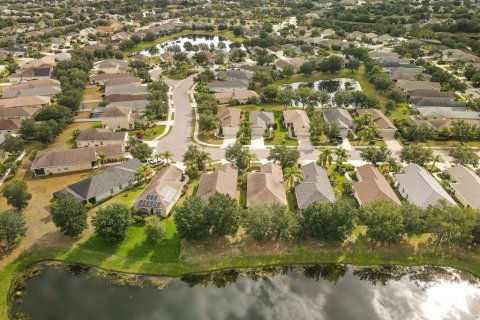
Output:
[
  {"xmin": 198, "ymin": 131, "xmax": 223, "ymax": 145},
  {"xmin": 129, "ymin": 125, "xmax": 166, "ymax": 140},
  {"xmin": 349, "ymin": 139, "xmax": 387, "ymax": 147},
  {"xmin": 83, "ymin": 86, "xmax": 102, "ymax": 100}
]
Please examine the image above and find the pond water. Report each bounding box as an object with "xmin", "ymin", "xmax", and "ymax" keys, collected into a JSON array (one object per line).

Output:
[
  {"xmin": 280, "ymin": 78, "xmax": 362, "ymax": 108},
  {"xmin": 10, "ymin": 263, "xmax": 480, "ymax": 320},
  {"xmin": 141, "ymin": 35, "xmax": 242, "ymax": 56}
]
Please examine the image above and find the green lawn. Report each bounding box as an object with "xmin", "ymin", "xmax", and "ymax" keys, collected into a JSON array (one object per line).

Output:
[
  {"xmin": 129, "ymin": 125, "xmax": 166, "ymax": 140},
  {"xmin": 264, "ymin": 111, "xmax": 299, "ymax": 146}
]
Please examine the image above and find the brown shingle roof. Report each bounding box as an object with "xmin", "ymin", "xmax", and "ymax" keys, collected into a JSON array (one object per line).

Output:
[
  {"xmin": 353, "ymin": 164, "xmax": 400, "ymax": 205},
  {"xmin": 217, "ymin": 107, "xmax": 241, "ymax": 128},
  {"xmin": 31, "ymin": 144, "xmax": 124, "ymax": 169},
  {"xmin": 101, "ymin": 106, "xmax": 131, "ymax": 117},
  {"xmin": 247, "ymin": 162, "xmax": 287, "ymax": 206},
  {"xmin": 357, "ymin": 108, "xmax": 396, "ymax": 130},
  {"xmin": 197, "ymin": 164, "xmax": 238, "ymax": 200}
]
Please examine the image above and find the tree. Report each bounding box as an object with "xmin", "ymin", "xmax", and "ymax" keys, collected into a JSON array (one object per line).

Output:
[
  {"xmin": 284, "ymin": 165, "xmax": 303, "ymax": 189},
  {"xmin": 135, "ymin": 164, "xmax": 153, "ymax": 182},
  {"xmin": 183, "ymin": 145, "xmax": 211, "ymax": 172},
  {"xmin": 243, "ymin": 203, "xmax": 299, "ymax": 241},
  {"xmin": 357, "ymin": 125, "xmax": 380, "ymax": 143},
  {"xmin": 161, "ymin": 151, "xmax": 174, "ymax": 164},
  {"xmin": 204, "ymin": 193, "xmax": 240, "ymax": 237},
  {"xmin": 2, "ymin": 135, "xmax": 24, "ymax": 154},
  {"xmin": 400, "ymin": 144, "xmax": 433, "ymax": 167},
  {"xmin": 96, "ymin": 152, "xmax": 108, "ymax": 167},
  {"xmin": 225, "ymin": 143, "xmax": 253, "ymax": 170},
  {"xmin": 448, "ymin": 144, "xmax": 479, "ymax": 167},
  {"xmin": 335, "ymin": 147, "xmax": 349, "ymax": 167},
  {"xmin": 299, "ymin": 199, "xmax": 357, "ymax": 242},
  {"xmin": 299, "ymin": 60, "xmax": 316, "ymax": 76},
  {"xmin": 0, "ymin": 211, "xmax": 26, "ymax": 253},
  {"xmin": 426, "ymin": 200, "xmax": 477, "ymax": 248},
  {"xmin": 232, "ymin": 25, "xmax": 244, "ymax": 37},
  {"xmin": 145, "ymin": 216, "xmax": 166, "ymax": 242},
  {"xmin": 318, "ymin": 147, "xmax": 334, "ymax": 167},
  {"xmin": 268, "ymin": 145, "xmax": 300, "ymax": 169},
  {"xmin": 130, "ymin": 143, "xmax": 153, "ymax": 162},
  {"xmin": 50, "ymin": 196, "xmax": 88, "ymax": 237},
  {"xmin": 362, "ymin": 200, "xmax": 404, "ymax": 244},
  {"xmin": 92, "ymin": 204, "xmax": 131, "ymax": 243},
  {"xmin": 174, "ymin": 196, "xmax": 209, "ymax": 240},
  {"xmin": 360, "ymin": 146, "xmax": 390, "ymax": 166},
  {"xmin": 345, "ymin": 58, "xmax": 361, "ymax": 73},
  {"xmin": 2, "ymin": 181, "xmax": 31, "ymax": 210}
]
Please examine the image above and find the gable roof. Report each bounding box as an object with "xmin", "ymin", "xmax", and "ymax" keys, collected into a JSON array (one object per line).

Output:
[
  {"xmin": 197, "ymin": 164, "xmax": 238, "ymax": 200},
  {"xmin": 207, "ymin": 79, "xmax": 248, "ymax": 91},
  {"xmin": 394, "ymin": 164, "xmax": 456, "ymax": 208},
  {"xmin": 101, "ymin": 106, "xmax": 132, "ymax": 118},
  {"xmin": 295, "ymin": 163, "xmax": 335, "ymax": 209},
  {"xmin": 133, "ymin": 165, "xmax": 185, "ymax": 211},
  {"xmin": 76, "ymin": 128, "xmax": 128, "ymax": 142},
  {"xmin": 249, "ymin": 111, "xmax": 274, "ymax": 129},
  {"xmin": 357, "ymin": 108, "xmax": 396, "ymax": 130},
  {"xmin": 0, "ymin": 106, "xmax": 39, "ymax": 119},
  {"xmin": 323, "ymin": 108, "xmax": 353, "ymax": 129},
  {"xmin": 446, "ymin": 165, "xmax": 480, "ymax": 209},
  {"xmin": 54, "ymin": 159, "xmax": 141, "ymax": 202},
  {"xmin": 217, "ymin": 107, "xmax": 241, "ymax": 128},
  {"xmin": 31, "ymin": 144, "xmax": 124, "ymax": 169},
  {"xmin": 247, "ymin": 162, "xmax": 287, "ymax": 206},
  {"xmin": 283, "ymin": 109, "xmax": 310, "ymax": 130},
  {"xmin": 0, "ymin": 96, "xmax": 51, "ymax": 108},
  {"xmin": 353, "ymin": 164, "xmax": 401, "ymax": 205},
  {"xmin": 396, "ymin": 81, "xmax": 441, "ymax": 92},
  {"xmin": 0, "ymin": 119, "xmax": 21, "ymax": 130}
]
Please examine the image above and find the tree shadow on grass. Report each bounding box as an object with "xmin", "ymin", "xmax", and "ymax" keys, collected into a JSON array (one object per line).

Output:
[
  {"xmin": 124, "ymin": 232, "xmax": 181, "ymax": 267},
  {"xmin": 64, "ymin": 235, "xmax": 120, "ymax": 266}
]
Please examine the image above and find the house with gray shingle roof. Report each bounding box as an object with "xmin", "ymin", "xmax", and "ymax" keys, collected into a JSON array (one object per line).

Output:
[
  {"xmin": 76, "ymin": 128, "xmax": 128, "ymax": 148},
  {"xmin": 53, "ymin": 158, "xmax": 141, "ymax": 205},
  {"xmin": 445, "ymin": 165, "xmax": 480, "ymax": 209},
  {"xmin": 323, "ymin": 108, "xmax": 354, "ymax": 138},
  {"xmin": 207, "ymin": 79, "xmax": 249, "ymax": 93},
  {"xmin": 295, "ymin": 163, "xmax": 335, "ymax": 210},
  {"xmin": 394, "ymin": 164, "xmax": 456, "ymax": 208},
  {"xmin": 249, "ymin": 111, "xmax": 274, "ymax": 136}
]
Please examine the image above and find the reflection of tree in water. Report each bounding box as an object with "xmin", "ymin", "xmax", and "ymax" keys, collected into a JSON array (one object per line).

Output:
[
  {"xmin": 353, "ymin": 266, "xmax": 406, "ymax": 286},
  {"xmin": 317, "ymin": 80, "xmax": 340, "ymax": 93},
  {"xmin": 181, "ymin": 269, "xmax": 240, "ymax": 288},
  {"xmin": 68, "ymin": 264, "xmax": 90, "ymax": 276},
  {"xmin": 300, "ymin": 264, "xmax": 348, "ymax": 284},
  {"xmin": 299, "ymin": 82, "xmax": 315, "ymax": 89}
]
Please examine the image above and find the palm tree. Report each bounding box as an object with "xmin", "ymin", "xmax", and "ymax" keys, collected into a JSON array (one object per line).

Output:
[
  {"xmin": 96, "ymin": 152, "xmax": 108, "ymax": 167},
  {"xmin": 357, "ymin": 125, "xmax": 380, "ymax": 143},
  {"xmin": 136, "ymin": 164, "xmax": 153, "ymax": 182},
  {"xmin": 284, "ymin": 165, "xmax": 303, "ymax": 189},
  {"xmin": 430, "ymin": 154, "xmax": 443, "ymax": 171},
  {"xmin": 153, "ymin": 152, "xmax": 162, "ymax": 164},
  {"xmin": 318, "ymin": 147, "xmax": 334, "ymax": 167},
  {"xmin": 161, "ymin": 151, "xmax": 174, "ymax": 164},
  {"xmin": 240, "ymin": 120, "xmax": 252, "ymax": 140},
  {"xmin": 386, "ymin": 156, "xmax": 401, "ymax": 173},
  {"xmin": 334, "ymin": 147, "xmax": 349, "ymax": 167}
]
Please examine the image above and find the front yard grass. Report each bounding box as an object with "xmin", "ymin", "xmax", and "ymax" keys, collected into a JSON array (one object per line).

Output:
[
  {"xmin": 264, "ymin": 111, "xmax": 298, "ymax": 146},
  {"xmin": 129, "ymin": 125, "xmax": 166, "ymax": 140},
  {"xmin": 197, "ymin": 131, "xmax": 223, "ymax": 145}
]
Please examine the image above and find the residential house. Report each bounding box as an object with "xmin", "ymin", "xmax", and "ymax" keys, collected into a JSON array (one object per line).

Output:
[
  {"xmin": 352, "ymin": 164, "xmax": 401, "ymax": 206},
  {"xmin": 216, "ymin": 70, "xmax": 253, "ymax": 83},
  {"xmin": 104, "ymin": 76, "xmax": 142, "ymax": 87},
  {"xmin": 101, "ymin": 106, "xmax": 135, "ymax": 130},
  {"xmin": 249, "ymin": 111, "xmax": 274, "ymax": 136},
  {"xmin": 283, "ymin": 110, "xmax": 310, "ymax": 138},
  {"xmin": 373, "ymin": 34, "xmax": 396, "ymax": 45},
  {"xmin": 442, "ymin": 49, "xmax": 480, "ymax": 63},
  {"xmin": 95, "ymin": 59, "xmax": 128, "ymax": 74},
  {"xmin": 417, "ymin": 107, "xmax": 480, "ymax": 120},
  {"xmin": 393, "ymin": 164, "xmax": 456, "ymax": 208},
  {"xmin": 0, "ymin": 107, "xmax": 38, "ymax": 120},
  {"xmin": 76, "ymin": 128, "xmax": 128, "ymax": 148},
  {"xmin": 207, "ymin": 79, "xmax": 249, "ymax": 93},
  {"xmin": 133, "ymin": 165, "xmax": 188, "ymax": 217},
  {"xmin": 323, "ymin": 108, "xmax": 354, "ymax": 138},
  {"xmin": 9, "ymin": 64, "xmax": 53, "ymax": 82},
  {"xmin": 105, "ymin": 84, "xmax": 148, "ymax": 97},
  {"xmin": 0, "ymin": 119, "xmax": 21, "ymax": 134},
  {"xmin": 0, "ymin": 96, "xmax": 51, "ymax": 109},
  {"xmin": 1, "ymin": 79, "xmax": 61, "ymax": 98},
  {"xmin": 31, "ymin": 144, "xmax": 125, "ymax": 177},
  {"xmin": 407, "ymin": 89, "xmax": 455, "ymax": 99},
  {"xmin": 53, "ymin": 159, "xmax": 142, "ymax": 205},
  {"xmin": 217, "ymin": 107, "xmax": 241, "ymax": 139},
  {"xmin": 357, "ymin": 108, "xmax": 397, "ymax": 139},
  {"xmin": 444, "ymin": 165, "xmax": 480, "ymax": 209},
  {"xmin": 319, "ymin": 28, "xmax": 336, "ymax": 38},
  {"xmin": 91, "ymin": 72, "xmax": 135, "ymax": 85},
  {"xmin": 274, "ymin": 59, "xmax": 297, "ymax": 72},
  {"xmin": 213, "ymin": 90, "xmax": 259, "ymax": 104},
  {"xmin": 396, "ymin": 81, "xmax": 441, "ymax": 92},
  {"xmin": 247, "ymin": 162, "xmax": 287, "ymax": 207},
  {"xmin": 295, "ymin": 163, "xmax": 335, "ymax": 210},
  {"xmin": 159, "ymin": 52, "xmax": 174, "ymax": 62},
  {"xmin": 197, "ymin": 164, "xmax": 238, "ymax": 201}
]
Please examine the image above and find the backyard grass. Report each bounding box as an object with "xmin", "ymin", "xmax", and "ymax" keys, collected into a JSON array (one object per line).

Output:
[
  {"xmin": 129, "ymin": 125, "xmax": 166, "ymax": 140},
  {"xmin": 83, "ymin": 86, "xmax": 102, "ymax": 101}
]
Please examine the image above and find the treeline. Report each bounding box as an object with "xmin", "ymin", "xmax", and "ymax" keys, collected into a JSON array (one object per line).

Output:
[
  {"xmin": 174, "ymin": 195, "xmax": 480, "ymax": 248},
  {"xmin": 145, "ymin": 79, "xmax": 169, "ymax": 120}
]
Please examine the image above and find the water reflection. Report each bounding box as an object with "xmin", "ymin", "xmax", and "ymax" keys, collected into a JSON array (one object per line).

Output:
[{"xmin": 11, "ymin": 264, "xmax": 480, "ymax": 320}]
